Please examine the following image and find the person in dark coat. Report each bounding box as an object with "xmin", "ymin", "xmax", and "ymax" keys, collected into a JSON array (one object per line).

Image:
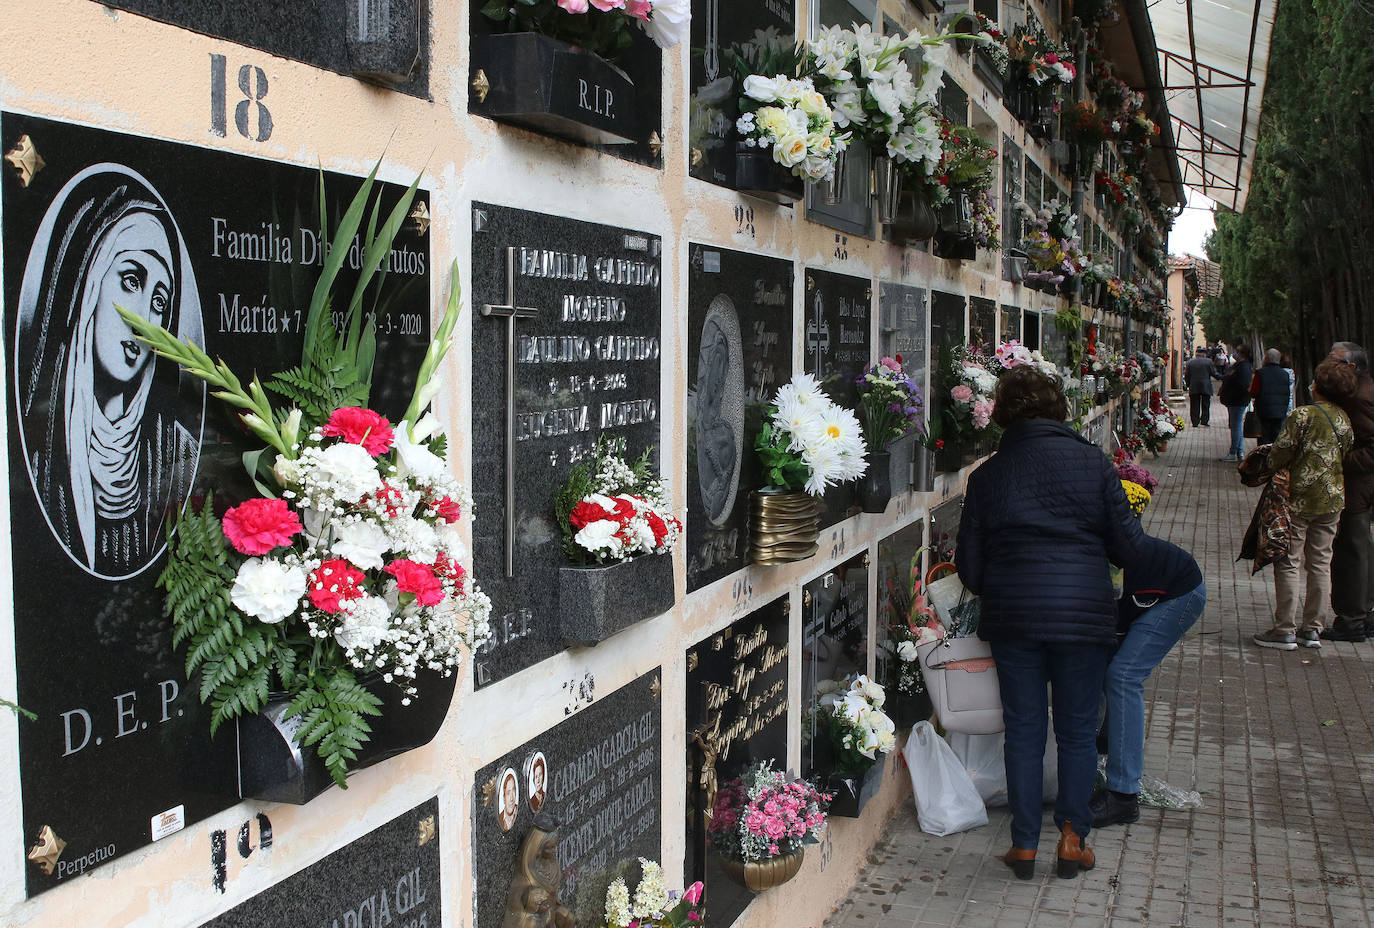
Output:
[
  {"xmin": 1324, "ymin": 341, "xmax": 1374, "ymax": 641},
  {"xmin": 1093, "ymin": 536, "xmax": 1206, "ymax": 827},
  {"xmin": 957, "ymin": 366, "xmax": 1144, "ymax": 881},
  {"xmin": 1218, "ymin": 344, "xmax": 1254, "ymax": 462},
  {"xmin": 1254, "ymin": 348, "xmax": 1292, "ymax": 446},
  {"xmin": 1184, "ymin": 346, "xmax": 1221, "ymax": 427}
]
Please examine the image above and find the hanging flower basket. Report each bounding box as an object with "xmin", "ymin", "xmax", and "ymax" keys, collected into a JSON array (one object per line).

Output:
[
  {"xmin": 470, "ymin": 32, "xmax": 638, "ymax": 146},
  {"xmin": 719, "ymin": 850, "xmax": 805, "ymax": 892},
  {"xmin": 237, "ymin": 669, "xmax": 456, "ymax": 805},
  {"xmin": 558, "ymin": 554, "xmax": 674, "ymax": 647}
]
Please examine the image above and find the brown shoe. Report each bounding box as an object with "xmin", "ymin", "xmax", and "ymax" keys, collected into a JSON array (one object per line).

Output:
[
  {"xmin": 1002, "ymin": 846, "xmax": 1036, "ymax": 880},
  {"xmin": 1055, "ymin": 822, "xmax": 1095, "ymax": 878}
]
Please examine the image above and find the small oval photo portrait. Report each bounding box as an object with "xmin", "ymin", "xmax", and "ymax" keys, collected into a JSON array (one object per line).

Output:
[
  {"xmin": 524, "ymin": 751, "xmax": 548, "ymax": 814},
  {"xmin": 497, "ymin": 767, "xmax": 520, "ymax": 833}
]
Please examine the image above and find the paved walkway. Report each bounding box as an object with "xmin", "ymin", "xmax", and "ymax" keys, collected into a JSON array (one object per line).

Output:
[{"xmin": 826, "ymin": 397, "xmax": 1374, "ymax": 928}]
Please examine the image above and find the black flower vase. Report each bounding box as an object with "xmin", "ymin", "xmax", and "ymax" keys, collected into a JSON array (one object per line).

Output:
[{"xmin": 861, "ymin": 450, "xmax": 893, "ymax": 513}]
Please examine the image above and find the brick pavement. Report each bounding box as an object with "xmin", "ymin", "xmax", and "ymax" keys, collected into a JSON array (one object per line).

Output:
[{"xmin": 825, "ymin": 396, "xmax": 1374, "ymax": 928}]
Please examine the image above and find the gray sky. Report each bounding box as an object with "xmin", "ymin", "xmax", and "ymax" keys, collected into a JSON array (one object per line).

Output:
[{"xmin": 1168, "ymin": 188, "xmax": 1217, "ymax": 258}]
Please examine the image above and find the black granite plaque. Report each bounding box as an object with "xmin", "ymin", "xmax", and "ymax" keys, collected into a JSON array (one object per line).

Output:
[
  {"xmin": 469, "ymin": 204, "xmax": 661, "ymax": 688},
  {"xmin": 878, "ymin": 282, "xmax": 928, "ymax": 398},
  {"xmin": 1023, "ymin": 310, "xmax": 1042, "ymax": 351},
  {"xmin": 202, "ymin": 798, "xmax": 440, "ymax": 928},
  {"xmin": 875, "ymin": 520, "xmax": 933, "ymax": 727},
  {"xmin": 2, "ymin": 113, "xmax": 429, "ymax": 896},
  {"xmin": 686, "ymin": 244, "xmax": 793, "ymax": 593},
  {"xmin": 969, "ymin": 296, "xmax": 997, "ymax": 354},
  {"xmin": 688, "ymin": 0, "xmax": 797, "ymax": 191},
  {"xmin": 1042, "ymin": 309, "xmax": 1069, "ymax": 367},
  {"xmin": 801, "ymin": 551, "xmax": 869, "ymax": 777},
  {"xmin": 929, "ymin": 496, "xmax": 963, "ymax": 566},
  {"xmin": 473, "ymin": 670, "xmax": 662, "ymax": 928},
  {"xmin": 685, "ymin": 596, "xmax": 790, "ymax": 928},
  {"xmin": 103, "ymin": 0, "xmax": 428, "ymax": 96},
  {"xmin": 804, "ymin": 269, "xmax": 871, "ymax": 529}
]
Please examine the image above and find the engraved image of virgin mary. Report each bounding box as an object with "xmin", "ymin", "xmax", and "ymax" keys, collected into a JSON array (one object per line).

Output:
[
  {"xmin": 14, "ymin": 165, "xmax": 204, "ymax": 579},
  {"xmin": 694, "ymin": 296, "xmax": 744, "ymax": 526}
]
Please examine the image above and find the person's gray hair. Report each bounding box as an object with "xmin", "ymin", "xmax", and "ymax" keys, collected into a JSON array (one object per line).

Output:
[
  {"xmin": 1195, "ymin": 346, "xmax": 1208, "ymax": 354},
  {"xmin": 1331, "ymin": 341, "xmax": 1369, "ymax": 371},
  {"xmin": 1265, "ymin": 347, "xmax": 1282, "ymax": 364}
]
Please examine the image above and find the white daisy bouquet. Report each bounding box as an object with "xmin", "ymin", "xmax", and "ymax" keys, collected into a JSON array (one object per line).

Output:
[
  {"xmin": 806, "ymin": 24, "xmax": 951, "ymax": 172},
  {"xmin": 602, "ymin": 860, "xmax": 702, "ymax": 928},
  {"xmin": 755, "ymin": 373, "xmax": 868, "ymax": 497},
  {"xmin": 730, "ymin": 31, "xmax": 850, "ymax": 182},
  {"xmin": 119, "ymin": 164, "xmax": 490, "ymax": 788},
  {"xmin": 814, "ymin": 674, "xmax": 898, "ymax": 777},
  {"xmin": 554, "ymin": 437, "xmax": 681, "ymax": 565}
]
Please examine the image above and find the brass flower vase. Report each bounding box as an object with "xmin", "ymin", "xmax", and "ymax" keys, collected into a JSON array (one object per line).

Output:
[
  {"xmin": 747, "ymin": 489, "xmax": 821, "ymax": 565},
  {"xmin": 719, "ymin": 848, "xmax": 805, "ymax": 892}
]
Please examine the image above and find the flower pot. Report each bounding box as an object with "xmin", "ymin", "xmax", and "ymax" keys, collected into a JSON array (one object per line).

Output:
[
  {"xmin": 1157, "ymin": 441, "xmax": 1168, "ymax": 453},
  {"xmin": 734, "ymin": 145, "xmax": 805, "ymax": 204},
  {"xmin": 886, "ymin": 433, "xmax": 916, "ymax": 492},
  {"xmin": 888, "ymin": 687, "xmax": 933, "ymax": 729},
  {"xmin": 933, "ymin": 230, "xmax": 977, "ymax": 261},
  {"xmin": 719, "ymin": 849, "xmax": 805, "ymax": 892},
  {"xmin": 937, "ymin": 190, "xmax": 973, "ymax": 237},
  {"xmin": 747, "ymin": 489, "xmax": 821, "ymax": 565},
  {"xmin": 558, "ymin": 553, "xmax": 675, "ymax": 647},
  {"xmin": 861, "ymin": 450, "xmax": 893, "ymax": 513},
  {"xmin": 346, "ymin": 0, "xmax": 421, "ymax": 87},
  {"xmin": 913, "ymin": 443, "xmax": 937, "ymax": 492},
  {"xmin": 820, "ymin": 148, "xmax": 847, "ymax": 205},
  {"xmin": 825, "ymin": 762, "xmax": 885, "ymax": 818},
  {"xmin": 873, "ymin": 155, "xmax": 903, "ymax": 225},
  {"xmin": 891, "ymin": 187, "xmax": 939, "ymax": 244},
  {"xmin": 469, "ymin": 32, "xmax": 637, "ymax": 146},
  {"xmin": 1006, "ymin": 247, "xmax": 1028, "ymax": 283},
  {"xmin": 236, "ymin": 669, "xmax": 456, "ymax": 805}
]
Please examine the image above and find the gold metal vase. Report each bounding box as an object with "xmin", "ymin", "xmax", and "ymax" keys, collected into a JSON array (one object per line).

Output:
[
  {"xmin": 719, "ymin": 849, "xmax": 805, "ymax": 892},
  {"xmin": 747, "ymin": 490, "xmax": 821, "ymax": 565}
]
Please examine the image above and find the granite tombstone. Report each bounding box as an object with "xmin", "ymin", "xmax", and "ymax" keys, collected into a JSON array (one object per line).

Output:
[
  {"xmin": 878, "ymin": 282, "xmax": 928, "ymax": 491},
  {"xmin": 688, "ymin": 0, "xmax": 797, "ymax": 193},
  {"xmin": 469, "ymin": 203, "xmax": 662, "ymax": 688},
  {"xmin": 685, "ymin": 244, "xmax": 793, "ymax": 593},
  {"xmin": 473, "ymin": 670, "xmax": 662, "ymax": 928},
  {"xmin": 804, "ymin": 269, "xmax": 871, "ymax": 529},
  {"xmin": 969, "ymin": 296, "xmax": 998, "ymax": 354},
  {"xmin": 801, "ymin": 552, "xmax": 870, "ymax": 777},
  {"xmin": 928, "ymin": 496, "xmax": 963, "ymax": 567},
  {"xmin": 1000, "ymin": 304, "xmax": 1021, "ymax": 344},
  {"xmin": 685, "ymin": 596, "xmax": 790, "ymax": 928},
  {"xmin": 201, "ymin": 798, "xmax": 441, "ymax": 928},
  {"xmin": 2, "ymin": 113, "xmax": 429, "ymax": 896}
]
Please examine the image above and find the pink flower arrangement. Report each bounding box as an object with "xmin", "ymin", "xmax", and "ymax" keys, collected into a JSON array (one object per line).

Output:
[
  {"xmin": 708, "ymin": 760, "xmax": 829, "ymax": 863},
  {"xmin": 222, "ymin": 497, "xmax": 303, "ymax": 555}
]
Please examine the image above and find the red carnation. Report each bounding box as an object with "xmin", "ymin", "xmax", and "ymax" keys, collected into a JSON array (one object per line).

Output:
[
  {"xmin": 610, "ymin": 496, "xmax": 637, "ymax": 522},
  {"xmin": 569, "ymin": 500, "xmax": 613, "ymax": 530},
  {"xmin": 430, "ymin": 495, "xmax": 463, "ymax": 524},
  {"xmin": 308, "ymin": 558, "xmax": 367, "ymax": 614},
  {"xmin": 646, "ymin": 511, "xmax": 669, "ymax": 547},
  {"xmin": 385, "ymin": 558, "xmax": 444, "ymax": 606},
  {"xmin": 322, "ymin": 407, "xmax": 395, "ymax": 456},
  {"xmin": 434, "ymin": 551, "xmax": 467, "ymax": 593},
  {"xmin": 935, "ymin": 439, "xmax": 945, "ymax": 450},
  {"xmin": 222, "ymin": 498, "xmax": 302, "ymax": 555}
]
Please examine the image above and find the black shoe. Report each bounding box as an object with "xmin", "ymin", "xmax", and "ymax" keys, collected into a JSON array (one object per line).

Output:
[
  {"xmin": 1090, "ymin": 789, "xmax": 1140, "ymax": 827},
  {"xmin": 1320, "ymin": 626, "xmax": 1368, "ymax": 643}
]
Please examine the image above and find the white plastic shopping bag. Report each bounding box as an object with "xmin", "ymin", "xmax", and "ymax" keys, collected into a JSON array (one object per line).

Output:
[
  {"xmin": 947, "ymin": 725, "xmax": 1059, "ymax": 807},
  {"xmin": 904, "ymin": 720, "xmax": 989, "ymax": 836}
]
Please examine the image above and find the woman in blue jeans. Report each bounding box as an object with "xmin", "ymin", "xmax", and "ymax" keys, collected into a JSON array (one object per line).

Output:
[
  {"xmin": 1092, "ymin": 536, "xmax": 1206, "ymax": 826},
  {"xmin": 958, "ymin": 367, "xmax": 1145, "ymax": 880}
]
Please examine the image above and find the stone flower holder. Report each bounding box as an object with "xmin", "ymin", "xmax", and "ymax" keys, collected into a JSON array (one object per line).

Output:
[
  {"xmin": 719, "ymin": 849, "xmax": 805, "ymax": 892},
  {"xmin": 237, "ymin": 669, "xmax": 456, "ymax": 805},
  {"xmin": 734, "ymin": 145, "xmax": 805, "ymax": 204},
  {"xmin": 861, "ymin": 450, "xmax": 893, "ymax": 514},
  {"xmin": 469, "ymin": 32, "xmax": 637, "ymax": 145},
  {"xmin": 825, "ymin": 762, "xmax": 885, "ymax": 818},
  {"xmin": 558, "ymin": 553, "xmax": 675, "ymax": 647},
  {"xmin": 747, "ymin": 489, "xmax": 821, "ymax": 565}
]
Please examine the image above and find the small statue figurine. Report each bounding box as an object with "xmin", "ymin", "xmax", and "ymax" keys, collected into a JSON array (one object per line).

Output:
[{"xmin": 502, "ymin": 814, "xmax": 574, "ymax": 928}]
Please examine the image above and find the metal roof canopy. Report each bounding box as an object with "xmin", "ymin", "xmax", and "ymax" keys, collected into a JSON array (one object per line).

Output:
[{"xmin": 1148, "ymin": 0, "xmax": 1274, "ymax": 212}]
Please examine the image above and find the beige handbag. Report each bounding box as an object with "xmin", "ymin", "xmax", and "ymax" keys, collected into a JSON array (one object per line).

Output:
[{"xmin": 916, "ymin": 635, "xmax": 1004, "ymax": 735}]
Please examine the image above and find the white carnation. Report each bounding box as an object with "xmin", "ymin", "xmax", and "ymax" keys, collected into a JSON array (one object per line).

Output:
[
  {"xmin": 335, "ymin": 595, "xmax": 393, "ymax": 652},
  {"xmin": 332, "ymin": 519, "xmax": 391, "ymax": 570},
  {"xmin": 897, "ymin": 639, "xmax": 919, "ymax": 662},
  {"xmin": 231, "ymin": 558, "xmax": 307, "ymax": 624},
  {"xmin": 309, "ymin": 442, "xmax": 382, "ymax": 503}
]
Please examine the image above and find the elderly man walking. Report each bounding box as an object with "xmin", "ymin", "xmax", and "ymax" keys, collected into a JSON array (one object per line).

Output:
[
  {"xmin": 1324, "ymin": 341, "xmax": 1374, "ymax": 642},
  {"xmin": 1185, "ymin": 347, "xmax": 1220, "ymax": 428}
]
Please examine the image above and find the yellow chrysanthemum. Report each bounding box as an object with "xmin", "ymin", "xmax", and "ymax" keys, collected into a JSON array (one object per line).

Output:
[{"xmin": 1122, "ymin": 479, "xmax": 1151, "ymax": 518}]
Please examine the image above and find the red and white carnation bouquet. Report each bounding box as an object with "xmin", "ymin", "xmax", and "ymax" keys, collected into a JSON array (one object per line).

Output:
[{"xmin": 557, "ymin": 439, "xmax": 681, "ymax": 564}]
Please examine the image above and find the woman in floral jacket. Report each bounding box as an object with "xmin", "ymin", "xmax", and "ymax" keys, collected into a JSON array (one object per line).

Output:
[{"xmin": 1252, "ymin": 359, "xmax": 1358, "ymax": 650}]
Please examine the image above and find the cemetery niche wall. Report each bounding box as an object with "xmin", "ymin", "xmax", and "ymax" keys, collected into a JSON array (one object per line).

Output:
[
  {"xmin": 2, "ymin": 113, "xmax": 430, "ymax": 896},
  {"xmin": 685, "ymin": 244, "xmax": 793, "ymax": 593},
  {"xmin": 472, "ymin": 670, "xmax": 661, "ymax": 928},
  {"xmin": 685, "ymin": 596, "xmax": 790, "ymax": 928}
]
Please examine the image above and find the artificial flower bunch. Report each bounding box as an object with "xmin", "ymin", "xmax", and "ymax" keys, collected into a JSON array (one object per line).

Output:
[
  {"xmin": 480, "ymin": 0, "xmax": 689, "ymax": 60},
  {"xmin": 602, "ymin": 859, "xmax": 702, "ymax": 928},
  {"xmin": 755, "ymin": 373, "xmax": 868, "ymax": 496},
  {"xmin": 1062, "ymin": 100, "xmax": 1116, "ymax": 148},
  {"xmin": 1003, "ymin": 23, "xmax": 1075, "ymax": 85},
  {"xmin": 554, "ymin": 438, "xmax": 681, "ymax": 565},
  {"xmin": 814, "ymin": 675, "xmax": 898, "ymax": 777},
  {"xmin": 1134, "ymin": 405, "xmax": 1180, "ymax": 453},
  {"xmin": 944, "ymin": 344, "xmax": 999, "ymax": 437},
  {"xmin": 970, "ymin": 187, "xmax": 1002, "ymax": 250},
  {"xmin": 1113, "ymin": 448, "xmax": 1159, "ymax": 493},
  {"xmin": 855, "ymin": 356, "xmax": 925, "ymax": 449},
  {"xmin": 1095, "ymin": 169, "xmax": 1128, "ymax": 206},
  {"xmin": 806, "ymin": 24, "xmax": 949, "ymax": 171},
  {"xmin": 734, "ymin": 73, "xmax": 848, "ymax": 182},
  {"xmin": 1018, "ymin": 197, "xmax": 1090, "ymax": 288},
  {"xmin": 707, "ymin": 760, "xmax": 829, "ymax": 862},
  {"xmin": 993, "ymin": 340, "xmax": 1061, "ymax": 379}
]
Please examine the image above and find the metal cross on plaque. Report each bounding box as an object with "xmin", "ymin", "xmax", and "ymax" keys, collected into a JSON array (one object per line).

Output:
[{"xmin": 482, "ymin": 245, "xmax": 540, "ymax": 578}]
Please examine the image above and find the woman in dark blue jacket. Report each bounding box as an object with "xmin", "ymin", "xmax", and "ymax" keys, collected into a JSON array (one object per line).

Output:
[{"xmin": 957, "ymin": 366, "xmax": 1144, "ymax": 880}]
